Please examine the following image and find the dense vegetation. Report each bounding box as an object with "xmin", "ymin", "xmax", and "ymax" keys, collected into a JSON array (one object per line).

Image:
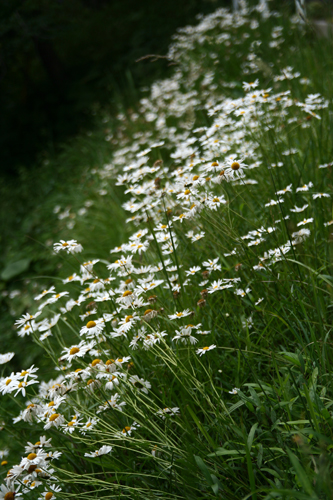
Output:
[{"xmin": 1, "ymin": 0, "xmax": 333, "ymax": 498}]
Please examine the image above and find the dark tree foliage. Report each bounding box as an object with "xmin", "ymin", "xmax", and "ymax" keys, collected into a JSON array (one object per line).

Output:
[{"xmin": 0, "ymin": 0, "xmax": 227, "ymax": 175}]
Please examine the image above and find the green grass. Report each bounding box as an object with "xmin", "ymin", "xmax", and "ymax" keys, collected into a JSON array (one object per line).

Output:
[{"xmin": 0, "ymin": 1, "xmax": 333, "ymax": 499}]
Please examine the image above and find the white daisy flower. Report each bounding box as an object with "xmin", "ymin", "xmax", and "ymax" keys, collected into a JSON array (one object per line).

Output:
[
  {"xmin": 297, "ymin": 218, "xmax": 313, "ymax": 226},
  {"xmin": 44, "ymin": 413, "xmax": 65, "ymax": 430},
  {"xmin": 53, "ymin": 239, "xmax": 83, "ymax": 254},
  {"xmin": 296, "ymin": 182, "xmax": 313, "ymax": 192},
  {"xmin": 129, "ymin": 375, "xmax": 151, "ymax": 394},
  {"xmin": 290, "ymin": 204, "xmax": 308, "ymax": 212},
  {"xmin": 185, "ymin": 266, "xmax": 201, "ymax": 276},
  {"xmin": 196, "ymin": 345, "xmax": 217, "ymax": 356},
  {"xmin": 15, "ymin": 311, "xmax": 41, "ymax": 328},
  {"xmin": 60, "ymin": 340, "xmax": 96, "ymax": 363},
  {"xmin": 39, "ymin": 484, "xmax": 62, "ymax": 500},
  {"xmin": 80, "ymin": 319, "xmax": 105, "ymax": 337},
  {"xmin": 0, "ymin": 352, "xmax": 15, "ymax": 364},
  {"xmin": 313, "ymin": 192, "xmax": 330, "ymax": 199},
  {"xmin": 228, "ymin": 388, "xmax": 240, "ymax": 394},
  {"xmin": 84, "ymin": 445, "xmax": 112, "ymax": 458},
  {"xmin": 168, "ymin": 309, "xmax": 192, "ymax": 320}
]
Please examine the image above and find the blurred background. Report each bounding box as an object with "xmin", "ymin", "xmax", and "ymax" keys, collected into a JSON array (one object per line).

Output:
[{"xmin": 0, "ymin": 0, "xmax": 231, "ymax": 176}]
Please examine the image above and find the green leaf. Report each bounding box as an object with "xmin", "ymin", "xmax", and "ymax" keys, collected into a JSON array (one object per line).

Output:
[
  {"xmin": 310, "ymin": 367, "xmax": 318, "ymax": 388},
  {"xmin": 194, "ymin": 455, "xmax": 214, "ymax": 486},
  {"xmin": 208, "ymin": 449, "xmax": 246, "ymax": 457},
  {"xmin": 246, "ymin": 401, "xmax": 255, "ymax": 412},
  {"xmin": 249, "ymin": 387, "xmax": 261, "ymax": 407},
  {"xmin": 286, "ymin": 448, "xmax": 316, "ymax": 496},
  {"xmin": 187, "ymin": 406, "xmax": 216, "ymax": 448},
  {"xmin": 211, "ymin": 475, "xmax": 223, "ymax": 494},
  {"xmin": 279, "ymin": 351, "xmax": 301, "ymax": 367},
  {"xmin": 1, "ymin": 258, "xmax": 31, "ymax": 281},
  {"xmin": 257, "ymin": 444, "xmax": 263, "ymax": 468},
  {"xmin": 247, "ymin": 422, "xmax": 259, "ymax": 449},
  {"xmin": 298, "ymin": 353, "xmax": 305, "ymax": 374},
  {"xmin": 261, "ymin": 468, "xmax": 282, "ymax": 479},
  {"xmin": 194, "ymin": 456, "xmax": 222, "ymax": 495},
  {"xmin": 245, "ymin": 429, "xmax": 257, "ymax": 500}
]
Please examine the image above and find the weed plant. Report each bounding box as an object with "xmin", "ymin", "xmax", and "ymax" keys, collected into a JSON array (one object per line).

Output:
[{"xmin": 1, "ymin": 1, "xmax": 333, "ymax": 498}]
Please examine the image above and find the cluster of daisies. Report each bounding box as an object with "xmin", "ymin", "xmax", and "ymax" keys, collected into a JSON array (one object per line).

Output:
[{"xmin": 1, "ymin": 1, "xmax": 332, "ymax": 498}]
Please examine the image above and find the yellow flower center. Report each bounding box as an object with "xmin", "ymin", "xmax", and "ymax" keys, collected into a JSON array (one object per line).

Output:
[
  {"xmin": 4, "ymin": 492, "xmax": 15, "ymax": 500},
  {"xmin": 86, "ymin": 321, "xmax": 96, "ymax": 329},
  {"xmin": 144, "ymin": 309, "xmax": 153, "ymax": 315},
  {"xmin": 93, "ymin": 279, "xmax": 99, "ymax": 283},
  {"xmin": 125, "ymin": 278, "xmax": 132, "ymax": 284},
  {"xmin": 91, "ymin": 359, "xmax": 101, "ymax": 367},
  {"xmin": 24, "ymin": 324, "xmax": 31, "ymax": 330},
  {"xmin": 49, "ymin": 414, "xmax": 59, "ymax": 422},
  {"xmin": 48, "ymin": 401, "xmax": 55, "ymax": 407},
  {"xmin": 1, "ymin": 460, "xmax": 8, "ymax": 466},
  {"xmin": 202, "ymin": 346, "xmax": 210, "ymax": 350},
  {"xmin": 62, "ymin": 242, "xmax": 69, "ymax": 247},
  {"xmin": 45, "ymin": 493, "xmax": 54, "ymax": 500},
  {"xmin": 5, "ymin": 379, "xmax": 11, "ymax": 386},
  {"xmin": 69, "ymin": 347, "xmax": 80, "ymax": 355},
  {"xmin": 27, "ymin": 453, "xmax": 37, "ymax": 460},
  {"xmin": 231, "ymin": 162, "xmax": 240, "ymax": 170},
  {"xmin": 122, "ymin": 426, "xmax": 131, "ymax": 433},
  {"xmin": 122, "ymin": 290, "xmax": 133, "ymax": 297},
  {"xmin": 193, "ymin": 175, "xmax": 199, "ymax": 181},
  {"xmin": 184, "ymin": 189, "xmax": 191, "ymax": 195},
  {"xmin": 211, "ymin": 161, "xmax": 219, "ymax": 167}
]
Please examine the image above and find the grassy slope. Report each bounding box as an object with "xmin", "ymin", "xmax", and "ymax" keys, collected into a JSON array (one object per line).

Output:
[{"xmin": 0, "ymin": 1, "xmax": 333, "ymax": 498}]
